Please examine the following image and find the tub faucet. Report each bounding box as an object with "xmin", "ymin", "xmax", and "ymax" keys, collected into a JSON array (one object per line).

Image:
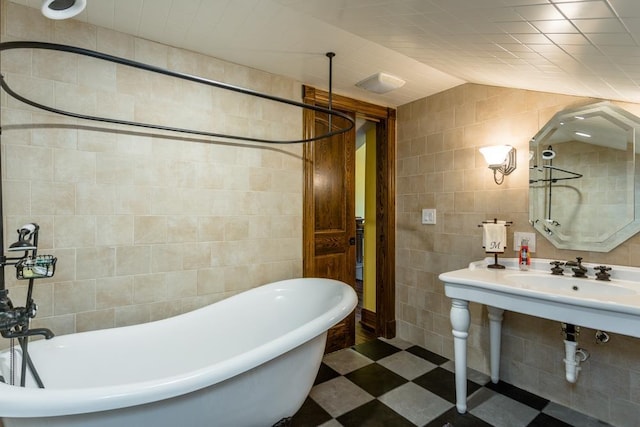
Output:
[
  {"xmin": 565, "ymin": 257, "xmax": 587, "ymax": 278},
  {"xmin": 0, "ymin": 290, "xmax": 53, "ymax": 340},
  {"xmin": 0, "ymin": 224, "xmax": 56, "ymax": 341},
  {"xmin": 0, "ymin": 290, "xmax": 18, "ymax": 331},
  {"xmin": 3, "ymin": 327, "xmax": 54, "ymax": 340}
]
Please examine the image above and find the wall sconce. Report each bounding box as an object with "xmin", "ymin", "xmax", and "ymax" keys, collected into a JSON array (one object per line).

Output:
[{"xmin": 479, "ymin": 145, "xmax": 517, "ymax": 185}]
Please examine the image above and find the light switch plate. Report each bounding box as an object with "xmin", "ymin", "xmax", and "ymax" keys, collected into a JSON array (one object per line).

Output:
[
  {"xmin": 422, "ymin": 208, "xmax": 436, "ymax": 224},
  {"xmin": 514, "ymin": 232, "xmax": 536, "ymax": 252}
]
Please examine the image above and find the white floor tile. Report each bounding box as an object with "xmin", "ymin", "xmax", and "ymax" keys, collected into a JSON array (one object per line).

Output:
[
  {"xmin": 322, "ymin": 348, "xmax": 373, "ymax": 375},
  {"xmin": 309, "ymin": 376, "xmax": 374, "ymax": 418},
  {"xmin": 379, "ymin": 382, "xmax": 453, "ymax": 426},
  {"xmin": 469, "ymin": 389, "xmax": 539, "ymax": 427},
  {"xmin": 377, "ymin": 350, "xmax": 437, "ymax": 380}
]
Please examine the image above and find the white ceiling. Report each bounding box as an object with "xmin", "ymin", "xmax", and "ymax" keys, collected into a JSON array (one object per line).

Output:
[{"xmin": 9, "ymin": 0, "xmax": 640, "ymax": 107}]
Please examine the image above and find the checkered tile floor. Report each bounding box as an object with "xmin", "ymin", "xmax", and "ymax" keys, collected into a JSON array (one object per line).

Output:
[{"xmin": 291, "ymin": 338, "xmax": 611, "ymax": 427}]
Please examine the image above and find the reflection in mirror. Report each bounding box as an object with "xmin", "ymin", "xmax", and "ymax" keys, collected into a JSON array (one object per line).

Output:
[{"xmin": 529, "ymin": 102, "xmax": 640, "ymax": 252}]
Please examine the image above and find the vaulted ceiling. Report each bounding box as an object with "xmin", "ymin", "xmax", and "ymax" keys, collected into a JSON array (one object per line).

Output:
[{"xmin": 9, "ymin": 0, "xmax": 640, "ymax": 107}]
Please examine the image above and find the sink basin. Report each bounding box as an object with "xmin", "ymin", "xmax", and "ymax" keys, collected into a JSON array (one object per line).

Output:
[
  {"xmin": 441, "ymin": 257, "xmax": 640, "ymax": 332},
  {"xmin": 441, "ymin": 257, "xmax": 640, "ymax": 415},
  {"xmin": 502, "ymin": 273, "xmax": 637, "ymax": 297}
]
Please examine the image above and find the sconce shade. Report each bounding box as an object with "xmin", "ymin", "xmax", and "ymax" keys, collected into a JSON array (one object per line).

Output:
[
  {"xmin": 480, "ymin": 145, "xmax": 513, "ymax": 167},
  {"xmin": 479, "ymin": 145, "xmax": 517, "ymax": 185}
]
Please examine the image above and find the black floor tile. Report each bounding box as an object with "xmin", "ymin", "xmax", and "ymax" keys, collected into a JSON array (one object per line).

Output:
[
  {"xmin": 345, "ymin": 363, "xmax": 408, "ymax": 397},
  {"xmin": 291, "ymin": 397, "xmax": 332, "ymax": 427},
  {"xmin": 424, "ymin": 407, "xmax": 493, "ymax": 427},
  {"xmin": 352, "ymin": 339, "xmax": 401, "ymax": 361},
  {"xmin": 313, "ymin": 362, "xmax": 340, "ymax": 386},
  {"xmin": 337, "ymin": 399, "xmax": 414, "ymax": 427},
  {"xmin": 485, "ymin": 380, "xmax": 549, "ymax": 410},
  {"xmin": 413, "ymin": 367, "xmax": 481, "ymax": 404},
  {"xmin": 527, "ymin": 412, "xmax": 573, "ymax": 427},
  {"xmin": 406, "ymin": 345, "xmax": 449, "ymax": 365}
]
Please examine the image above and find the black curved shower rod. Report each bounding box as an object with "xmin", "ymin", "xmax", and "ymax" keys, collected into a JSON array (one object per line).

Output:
[
  {"xmin": 528, "ymin": 164, "xmax": 583, "ymax": 184},
  {"xmin": 0, "ymin": 41, "xmax": 354, "ymax": 144}
]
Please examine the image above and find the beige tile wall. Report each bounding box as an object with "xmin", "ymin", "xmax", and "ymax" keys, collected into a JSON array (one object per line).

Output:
[
  {"xmin": 0, "ymin": 1, "xmax": 303, "ymax": 340},
  {"xmin": 397, "ymin": 83, "xmax": 640, "ymax": 426}
]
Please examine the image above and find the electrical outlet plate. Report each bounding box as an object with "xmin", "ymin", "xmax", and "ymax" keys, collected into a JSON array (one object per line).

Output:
[
  {"xmin": 422, "ymin": 209, "xmax": 436, "ymax": 225},
  {"xmin": 514, "ymin": 232, "xmax": 536, "ymax": 252}
]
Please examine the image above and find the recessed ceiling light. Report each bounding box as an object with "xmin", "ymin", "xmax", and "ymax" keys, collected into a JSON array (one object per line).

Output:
[{"xmin": 41, "ymin": 0, "xmax": 87, "ymax": 20}]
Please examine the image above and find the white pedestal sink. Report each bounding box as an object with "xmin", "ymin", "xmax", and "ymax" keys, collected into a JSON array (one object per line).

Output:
[{"xmin": 440, "ymin": 257, "xmax": 640, "ymax": 413}]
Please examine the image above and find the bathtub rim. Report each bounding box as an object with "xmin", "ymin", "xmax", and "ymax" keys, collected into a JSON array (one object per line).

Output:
[{"xmin": 0, "ymin": 277, "xmax": 357, "ymax": 418}]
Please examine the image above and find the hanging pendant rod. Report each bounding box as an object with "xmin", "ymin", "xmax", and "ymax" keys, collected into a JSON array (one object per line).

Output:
[
  {"xmin": 0, "ymin": 41, "xmax": 353, "ymax": 144},
  {"xmin": 326, "ymin": 52, "xmax": 335, "ymax": 132}
]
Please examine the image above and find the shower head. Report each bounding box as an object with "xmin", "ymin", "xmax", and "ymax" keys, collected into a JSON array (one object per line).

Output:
[
  {"xmin": 7, "ymin": 223, "xmax": 39, "ymax": 252},
  {"xmin": 541, "ymin": 146, "xmax": 556, "ymax": 160},
  {"xmin": 41, "ymin": 0, "xmax": 86, "ymax": 20}
]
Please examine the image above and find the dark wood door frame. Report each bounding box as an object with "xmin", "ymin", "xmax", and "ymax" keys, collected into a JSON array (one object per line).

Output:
[{"xmin": 302, "ymin": 85, "xmax": 396, "ymax": 339}]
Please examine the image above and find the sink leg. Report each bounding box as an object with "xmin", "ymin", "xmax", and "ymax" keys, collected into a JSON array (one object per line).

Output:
[
  {"xmin": 487, "ymin": 306, "xmax": 504, "ymax": 384},
  {"xmin": 450, "ymin": 298, "xmax": 470, "ymax": 413}
]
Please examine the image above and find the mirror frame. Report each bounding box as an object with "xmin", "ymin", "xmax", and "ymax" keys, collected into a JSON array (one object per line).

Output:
[{"xmin": 529, "ymin": 101, "xmax": 640, "ymax": 252}]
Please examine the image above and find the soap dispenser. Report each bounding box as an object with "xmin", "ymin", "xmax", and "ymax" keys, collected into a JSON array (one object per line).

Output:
[{"xmin": 518, "ymin": 239, "xmax": 530, "ymax": 271}]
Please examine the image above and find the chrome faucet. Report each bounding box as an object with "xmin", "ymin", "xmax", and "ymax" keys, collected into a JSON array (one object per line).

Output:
[{"xmin": 565, "ymin": 257, "xmax": 588, "ymax": 278}]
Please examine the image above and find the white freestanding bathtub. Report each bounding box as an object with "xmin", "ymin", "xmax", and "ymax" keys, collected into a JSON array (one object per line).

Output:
[{"xmin": 0, "ymin": 278, "xmax": 357, "ymax": 427}]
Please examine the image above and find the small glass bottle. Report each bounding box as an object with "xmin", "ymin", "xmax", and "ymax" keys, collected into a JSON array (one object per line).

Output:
[{"xmin": 519, "ymin": 239, "xmax": 530, "ymax": 271}]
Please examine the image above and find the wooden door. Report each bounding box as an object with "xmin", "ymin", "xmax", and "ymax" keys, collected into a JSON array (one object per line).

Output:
[
  {"xmin": 303, "ymin": 90, "xmax": 356, "ymax": 353},
  {"xmin": 303, "ymin": 85, "xmax": 397, "ymax": 352}
]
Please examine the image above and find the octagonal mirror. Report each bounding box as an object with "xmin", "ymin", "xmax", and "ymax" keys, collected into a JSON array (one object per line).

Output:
[{"xmin": 529, "ymin": 102, "xmax": 640, "ymax": 252}]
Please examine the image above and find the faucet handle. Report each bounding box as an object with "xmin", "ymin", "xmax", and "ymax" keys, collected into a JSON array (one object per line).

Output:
[
  {"xmin": 594, "ymin": 265, "xmax": 611, "ymax": 281},
  {"xmin": 550, "ymin": 261, "xmax": 564, "ymax": 275}
]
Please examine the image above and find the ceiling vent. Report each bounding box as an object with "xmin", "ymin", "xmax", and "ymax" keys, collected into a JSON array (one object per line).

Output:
[{"xmin": 356, "ymin": 72, "xmax": 405, "ymax": 94}]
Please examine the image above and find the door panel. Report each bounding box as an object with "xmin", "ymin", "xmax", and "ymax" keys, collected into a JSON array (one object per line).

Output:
[
  {"xmin": 314, "ymin": 127, "xmax": 348, "ymax": 231},
  {"xmin": 303, "ymin": 102, "xmax": 356, "ymax": 353},
  {"xmin": 315, "ymin": 254, "xmax": 346, "ymax": 283}
]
